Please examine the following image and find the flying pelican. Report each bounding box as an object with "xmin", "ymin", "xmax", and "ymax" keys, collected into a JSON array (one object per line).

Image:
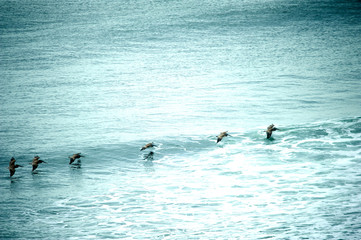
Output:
[
  {"xmin": 69, "ymin": 153, "xmax": 83, "ymax": 164},
  {"xmin": 140, "ymin": 142, "xmax": 156, "ymax": 151},
  {"xmin": 32, "ymin": 155, "xmax": 47, "ymax": 171},
  {"xmin": 265, "ymin": 124, "xmax": 279, "ymax": 139},
  {"xmin": 8, "ymin": 157, "xmax": 23, "ymax": 177},
  {"xmin": 216, "ymin": 131, "xmax": 229, "ymax": 143}
]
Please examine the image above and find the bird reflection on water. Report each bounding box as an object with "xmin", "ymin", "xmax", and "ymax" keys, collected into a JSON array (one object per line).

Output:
[
  {"xmin": 70, "ymin": 161, "xmax": 82, "ymax": 169},
  {"xmin": 143, "ymin": 151, "xmax": 154, "ymax": 161}
]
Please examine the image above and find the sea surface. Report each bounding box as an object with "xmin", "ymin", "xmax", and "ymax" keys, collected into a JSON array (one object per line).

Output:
[{"xmin": 1, "ymin": 0, "xmax": 361, "ymax": 239}]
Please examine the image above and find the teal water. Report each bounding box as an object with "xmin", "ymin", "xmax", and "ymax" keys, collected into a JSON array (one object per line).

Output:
[{"xmin": 1, "ymin": 0, "xmax": 361, "ymax": 239}]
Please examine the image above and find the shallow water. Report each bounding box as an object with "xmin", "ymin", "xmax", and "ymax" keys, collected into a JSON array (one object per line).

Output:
[{"xmin": 1, "ymin": 0, "xmax": 361, "ymax": 239}]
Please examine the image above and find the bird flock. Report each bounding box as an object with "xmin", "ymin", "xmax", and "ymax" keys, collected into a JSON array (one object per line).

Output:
[{"xmin": 6, "ymin": 124, "xmax": 279, "ymax": 177}]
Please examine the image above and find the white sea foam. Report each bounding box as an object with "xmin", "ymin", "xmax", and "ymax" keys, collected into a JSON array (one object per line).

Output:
[{"xmin": 1, "ymin": 0, "xmax": 361, "ymax": 238}]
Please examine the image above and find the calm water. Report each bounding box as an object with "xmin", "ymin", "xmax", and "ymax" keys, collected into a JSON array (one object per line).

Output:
[{"xmin": 1, "ymin": 0, "xmax": 361, "ymax": 239}]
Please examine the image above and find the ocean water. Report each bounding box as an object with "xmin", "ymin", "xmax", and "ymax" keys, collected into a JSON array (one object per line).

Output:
[{"xmin": 1, "ymin": 0, "xmax": 361, "ymax": 239}]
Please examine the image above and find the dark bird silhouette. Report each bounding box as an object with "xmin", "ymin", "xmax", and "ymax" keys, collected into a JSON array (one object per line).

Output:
[
  {"xmin": 265, "ymin": 124, "xmax": 279, "ymax": 139},
  {"xmin": 216, "ymin": 131, "xmax": 229, "ymax": 143},
  {"xmin": 32, "ymin": 155, "xmax": 47, "ymax": 171},
  {"xmin": 143, "ymin": 151, "xmax": 154, "ymax": 161},
  {"xmin": 140, "ymin": 142, "xmax": 156, "ymax": 151},
  {"xmin": 8, "ymin": 157, "xmax": 23, "ymax": 177},
  {"xmin": 69, "ymin": 153, "xmax": 83, "ymax": 164}
]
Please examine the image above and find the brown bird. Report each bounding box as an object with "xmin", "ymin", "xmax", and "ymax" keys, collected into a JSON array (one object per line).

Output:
[
  {"xmin": 69, "ymin": 153, "xmax": 83, "ymax": 164},
  {"xmin": 265, "ymin": 124, "xmax": 279, "ymax": 139},
  {"xmin": 32, "ymin": 155, "xmax": 47, "ymax": 171},
  {"xmin": 8, "ymin": 157, "xmax": 23, "ymax": 177},
  {"xmin": 216, "ymin": 131, "xmax": 229, "ymax": 143},
  {"xmin": 140, "ymin": 142, "xmax": 156, "ymax": 151}
]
